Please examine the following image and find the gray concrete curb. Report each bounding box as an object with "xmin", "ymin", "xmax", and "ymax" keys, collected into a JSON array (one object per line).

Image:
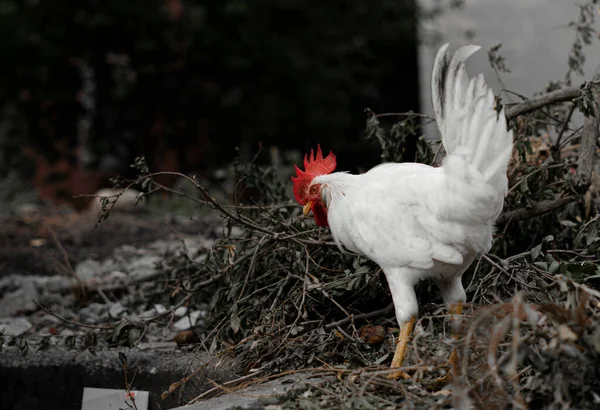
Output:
[{"xmin": 0, "ymin": 345, "xmax": 240, "ymax": 410}]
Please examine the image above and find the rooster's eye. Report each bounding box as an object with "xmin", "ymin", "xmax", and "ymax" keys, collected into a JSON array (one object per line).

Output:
[{"xmin": 310, "ymin": 185, "xmax": 318, "ymax": 194}]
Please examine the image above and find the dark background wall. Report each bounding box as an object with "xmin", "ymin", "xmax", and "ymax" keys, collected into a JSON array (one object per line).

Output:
[{"xmin": 0, "ymin": 0, "xmax": 419, "ymax": 207}]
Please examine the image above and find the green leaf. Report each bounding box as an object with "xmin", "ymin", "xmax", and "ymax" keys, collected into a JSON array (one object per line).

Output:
[{"xmin": 564, "ymin": 262, "xmax": 597, "ymax": 282}]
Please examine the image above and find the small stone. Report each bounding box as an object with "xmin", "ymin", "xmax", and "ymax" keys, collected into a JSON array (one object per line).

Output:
[
  {"xmin": 75, "ymin": 259, "xmax": 103, "ymax": 281},
  {"xmin": 109, "ymin": 303, "xmax": 127, "ymax": 319},
  {"xmin": 229, "ymin": 226, "xmax": 244, "ymax": 237},
  {"xmin": 139, "ymin": 308, "xmax": 157, "ymax": 319},
  {"xmin": 108, "ymin": 271, "xmax": 127, "ymax": 281},
  {"xmin": 39, "ymin": 314, "xmax": 62, "ymax": 325},
  {"xmin": 172, "ymin": 311, "xmax": 204, "ymax": 331},
  {"xmin": 174, "ymin": 306, "xmax": 188, "ymax": 317},
  {"xmin": 40, "ymin": 276, "xmax": 73, "ymax": 293},
  {"xmin": 0, "ymin": 281, "xmax": 39, "ymax": 317},
  {"xmin": 128, "ymin": 255, "xmax": 161, "ymax": 281},
  {"xmin": 154, "ymin": 304, "xmax": 167, "ymax": 314},
  {"xmin": 0, "ymin": 317, "xmax": 33, "ymax": 336},
  {"xmin": 40, "ymin": 293, "xmax": 73, "ymax": 307},
  {"xmin": 100, "ymin": 259, "xmax": 120, "ymax": 274},
  {"xmin": 79, "ymin": 303, "xmax": 108, "ymax": 322},
  {"xmin": 137, "ymin": 342, "xmax": 178, "ymax": 351}
]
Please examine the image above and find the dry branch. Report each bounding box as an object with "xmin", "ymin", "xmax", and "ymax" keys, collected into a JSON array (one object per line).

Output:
[
  {"xmin": 497, "ymin": 196, "xmax": 576, "ymax": 225},
  {"xmin": 324, "ymin": 303, "xmax": 394, "ymax": 330},
  {"xmin": 505, "ymin": 86, "xmax": 581, "ymax": 119}
]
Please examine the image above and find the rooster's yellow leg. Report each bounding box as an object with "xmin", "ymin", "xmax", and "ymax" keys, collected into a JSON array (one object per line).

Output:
[{"xmin": 388, "ymin": 316, "xmax": 416, "ymax": 379}]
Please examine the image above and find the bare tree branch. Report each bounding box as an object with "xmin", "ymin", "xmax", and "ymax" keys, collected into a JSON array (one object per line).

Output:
[
  {"xmin": 324, "ymin": 303, "xmax": 394, "ymax": 330},
  {"xmin": 505, "ymin": 87, "xmax": 581, "ymax": 119},
  {"xmin": 497, "ymin": 196, "xmax": 577, "ymax": 225}
]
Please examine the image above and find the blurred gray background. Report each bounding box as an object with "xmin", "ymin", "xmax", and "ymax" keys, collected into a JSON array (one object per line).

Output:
[{"xmin": 418, "ymin": 0, "xmax": 600, "ymax": 137}]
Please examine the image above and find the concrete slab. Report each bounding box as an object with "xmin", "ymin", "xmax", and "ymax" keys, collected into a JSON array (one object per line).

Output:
[
  {"xmin": 0, "ymin": 345, "xmax": 240, "ymax": 410},
  {"xmin": 82, "ymin": 387, "xmax": 150, "ymax": 410}
]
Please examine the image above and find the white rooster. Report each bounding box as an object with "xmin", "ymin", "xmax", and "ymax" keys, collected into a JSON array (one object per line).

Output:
[{"xmin": 292, "ymin": 44, "xmax": 514, "ymax": 378}]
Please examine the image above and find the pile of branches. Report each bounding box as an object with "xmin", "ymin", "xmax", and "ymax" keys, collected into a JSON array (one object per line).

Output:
[
  {"xmin": 98, "ymin": 68, "xmax": 600, "ymax": 407},
  {"xmin": 84, "ymin": 33, "xmax": 600, "ymax": 407},
  {"xmin": 252, "ymin": 274, "xmax": 600, "ymax": 410}
]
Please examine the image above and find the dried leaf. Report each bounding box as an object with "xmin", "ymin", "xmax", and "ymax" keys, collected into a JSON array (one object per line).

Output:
[{"xmin": 230, "ymin": 311, "xmax": 241, "ymax": 334}]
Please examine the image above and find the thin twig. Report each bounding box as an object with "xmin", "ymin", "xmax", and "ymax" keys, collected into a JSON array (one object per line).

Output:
[
  {"xmin": 122, "ymin": 358, "xmax": 139, "ymax": 410},
  {"xmin": 43, "ymin": 221, "xmax": 87, "ymax": 298},
  {"xmin": 33, "ymin": 300, "xmax": 113, "ymax": 330},
  {"xmin": 325, "ymin": 303, "xmax": 394, "ymax": 330},
  {"xmin": 554, "ymin": 103, "xmax": 577, "ymax": 156}
]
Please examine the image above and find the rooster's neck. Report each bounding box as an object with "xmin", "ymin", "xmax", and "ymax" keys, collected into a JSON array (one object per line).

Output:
[{"xmin": 313, "ymin": 172, "xmax": 355, "ymax": 208}]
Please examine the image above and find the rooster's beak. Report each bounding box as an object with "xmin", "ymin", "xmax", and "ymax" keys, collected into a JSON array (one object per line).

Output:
[{"xmin": 303, "ymin": 202, "xmax": 313, "ymax": 216}]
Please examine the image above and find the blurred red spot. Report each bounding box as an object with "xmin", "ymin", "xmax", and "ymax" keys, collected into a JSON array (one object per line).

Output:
[{"xmin": 165, "ymin": 0, "xmax": 183, "ymax": 21}]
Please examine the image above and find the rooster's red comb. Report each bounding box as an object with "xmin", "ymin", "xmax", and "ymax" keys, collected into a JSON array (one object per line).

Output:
[{"xmin": 291, "ymin": 145, "xmax": 336, "ymax": 204}]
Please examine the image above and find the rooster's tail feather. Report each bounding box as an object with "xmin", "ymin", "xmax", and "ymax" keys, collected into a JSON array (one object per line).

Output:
[{"xmin": 432, "ymin": 44, "xmax": 513, "ymax": 221}]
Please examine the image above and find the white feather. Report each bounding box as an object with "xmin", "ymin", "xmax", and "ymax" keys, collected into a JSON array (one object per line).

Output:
[{"xmin": 310, "ymin": 44, "xmax": 513, "ymax": 325}]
